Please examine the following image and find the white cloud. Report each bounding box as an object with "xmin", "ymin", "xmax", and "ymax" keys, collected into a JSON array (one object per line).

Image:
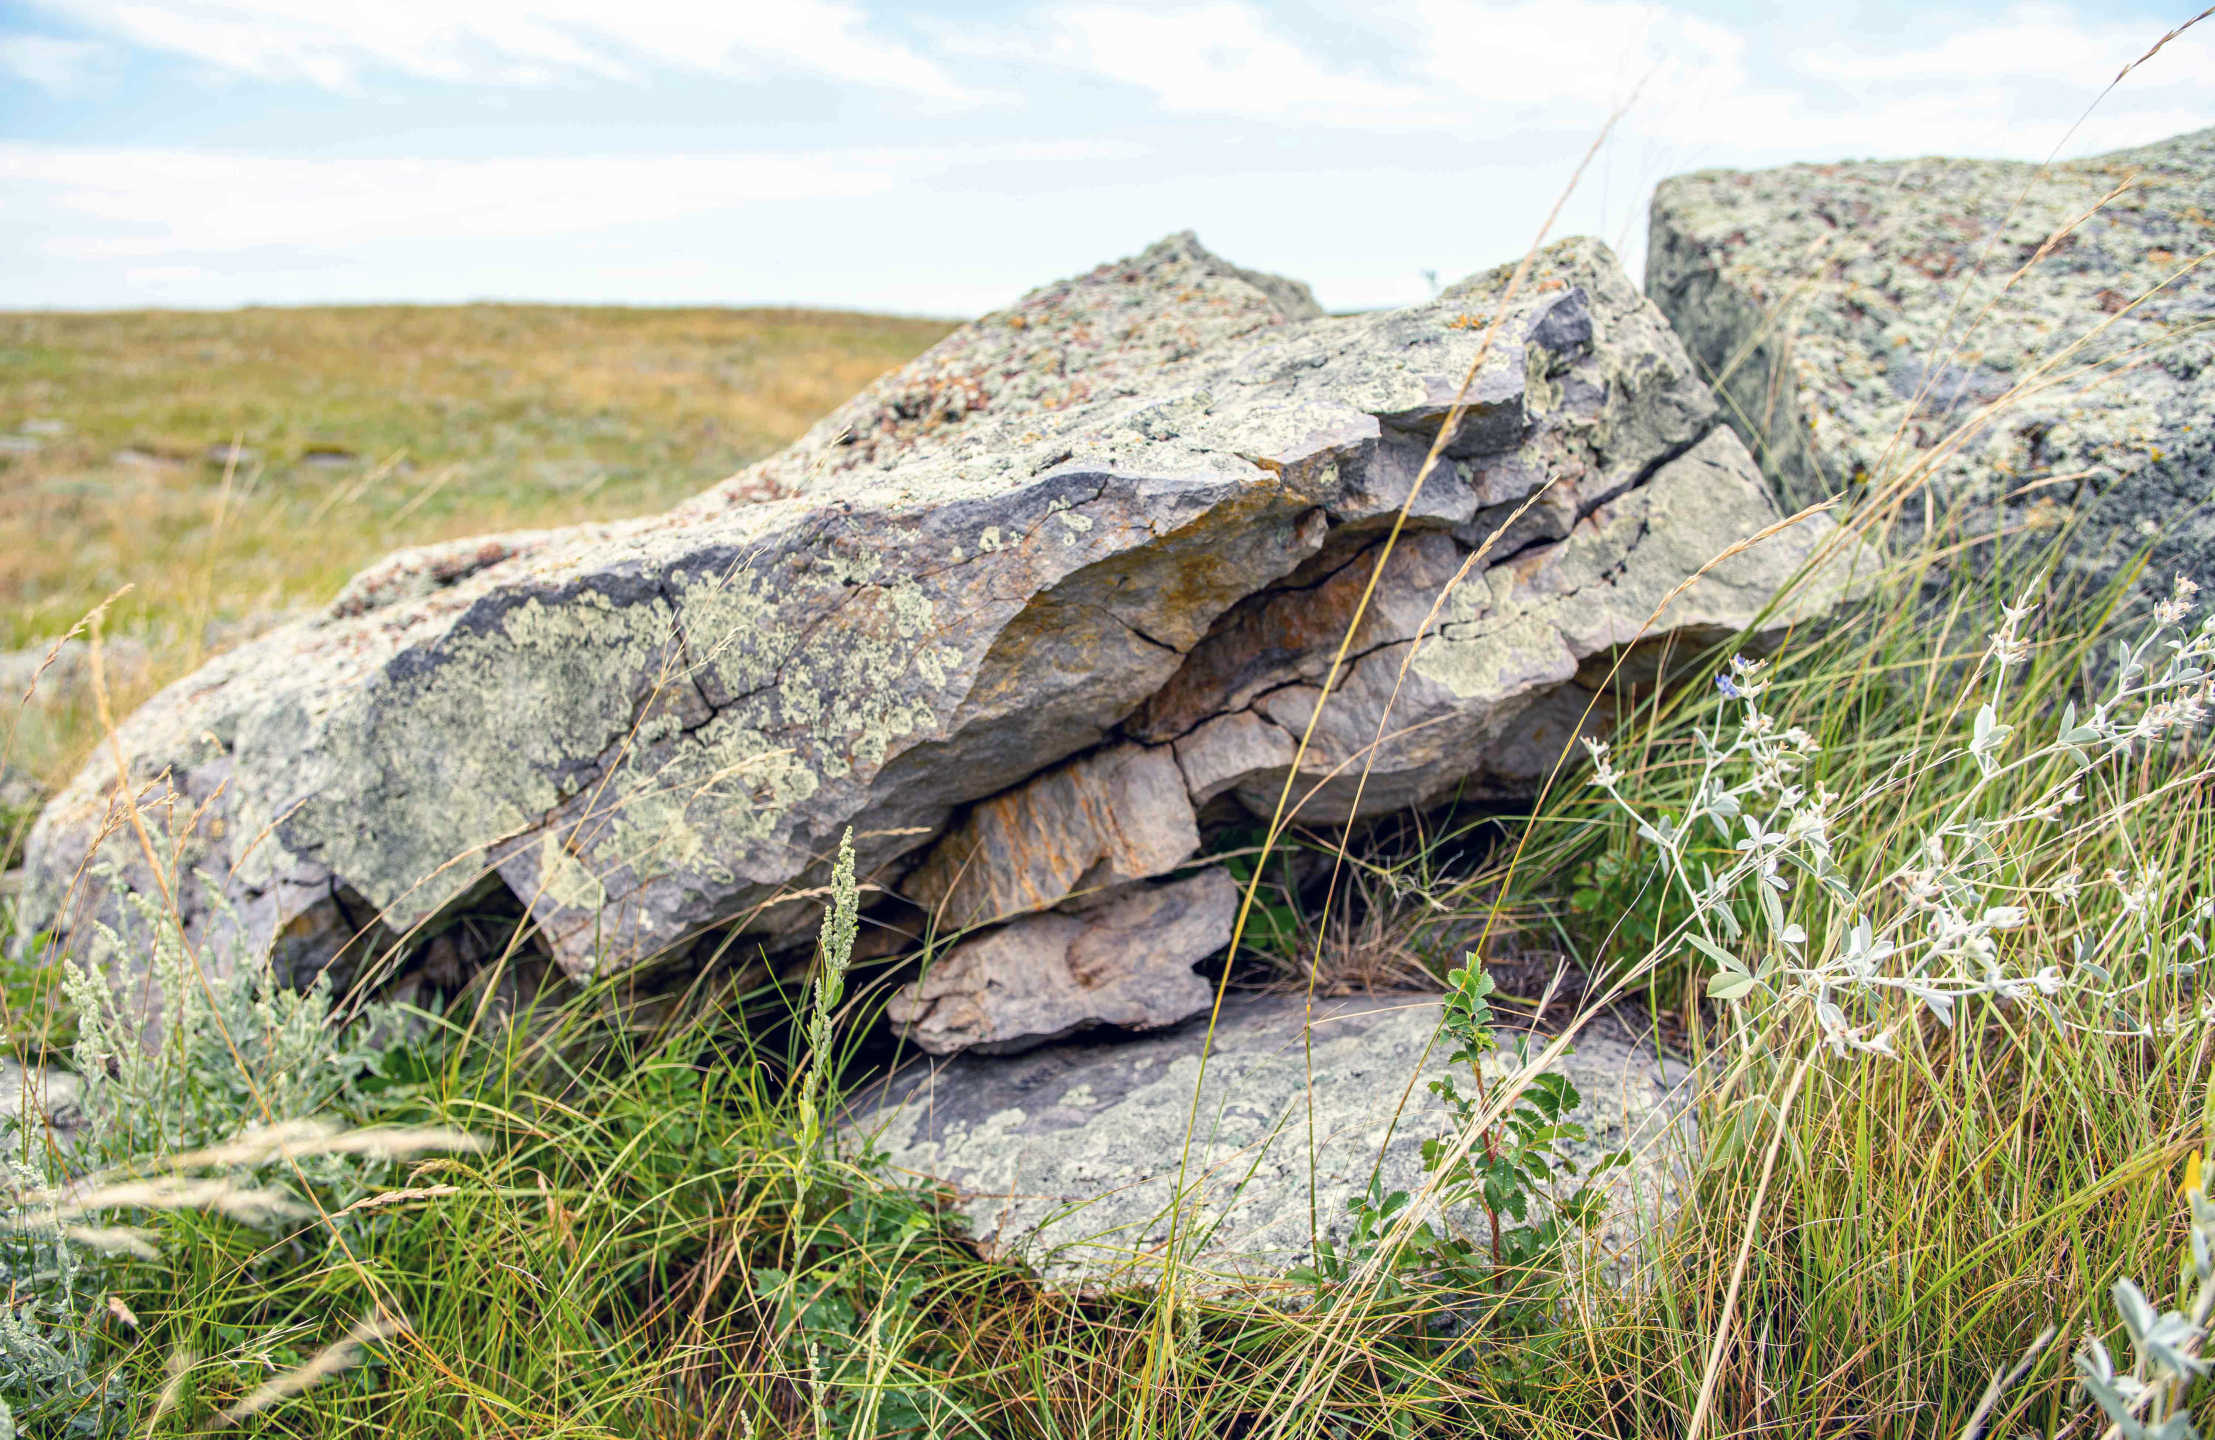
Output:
[
  {"xmin": 0, "ymin": 32, "xmax": 109, "ymax": 90},
  {"xmin": 0, "ymin": 140, "xmax": 1140, "ymax": 259},
  {"xmin": 1405, "ymin": 0, "xmax": 2213, "ymax": 158},
  {"xmin": 962, "ymin": 0, "xmax": 2210, "ymax": 161},
  {"xmin": 23, "ymin": 0, "xmax": 993, "ymax": 104},
  {"xmin": 1795, "ymin": 3, "xmax": 2211, "ymax": 87},
  {"xmin": 2, "ymin": 147, "xmax": 900, "ymax": 257},
  {"xmin": 976, "ymin": 2, "xmax": 1428, "ymax": 120}
]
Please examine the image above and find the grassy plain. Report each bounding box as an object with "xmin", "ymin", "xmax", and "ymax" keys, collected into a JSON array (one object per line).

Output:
[
  {"xmin": 0, "ymin": 303, "xmax": 956, "ymax": 784},
  {"xmin": 6, "ymin": 216, "xmax": 2215, "ymax": 1437}
]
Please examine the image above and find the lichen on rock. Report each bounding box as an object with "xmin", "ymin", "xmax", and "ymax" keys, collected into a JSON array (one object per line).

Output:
[{"xmin": 1648, "ymin": 125, "xmax": 2214, "ymax": 596}]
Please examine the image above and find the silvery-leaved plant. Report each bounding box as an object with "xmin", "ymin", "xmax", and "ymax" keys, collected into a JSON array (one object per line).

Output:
[
  {"xmin": 63, "ymin": 876, "xmax": 401, "ymax": 1173},
  {"xmin": 0, "ymin": 852, "xmax": 420, "ymax": 1431},
  {"xmin": 0, "ymin": 1161, "xmax": 127, "ymax": 1437},
  {"xmin": 2071, "ymin": 1170, "xmax": 2215, "ymax": 1439},
  {"xmin": 1582, "ymin": 574, "xmax": 2215, "ymax": 1055}
]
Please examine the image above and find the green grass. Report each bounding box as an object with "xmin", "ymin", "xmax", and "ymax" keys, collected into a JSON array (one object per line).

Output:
[{"xmin": 0, "ymin": 303, "xmax": 956, "ymax": 788}]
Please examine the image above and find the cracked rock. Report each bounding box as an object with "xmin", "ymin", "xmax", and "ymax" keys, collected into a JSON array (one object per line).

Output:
[
  {"xmin": 1648, "ymin": 124, "xmax": 2214, "ymax": 598},
  {"xmin": 885, "ymin": 867, "xmax": 1235, "ymax": 1055},
  {"xmin": 20, "ymin": 230, "xmax": 1844, "ymax": 1013}
]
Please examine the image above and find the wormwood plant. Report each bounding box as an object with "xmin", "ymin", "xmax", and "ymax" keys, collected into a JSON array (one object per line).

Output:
[
  {"xmin": 0, "ymin": 867, "xmax": 418, "ymax": 1433},
  {"xmin": 792, "ymin": 828, "xmax": 858, "ymax": 1171},
  {"xmin": 1580, "ymin": 575, "xmax": 2215, "ymax": 1052},
  {"xmin": 0, "ymin": 1160, "xmax": 126, "ymax": 1437},
  {"xmin": 752, "ymin": 827, "xmax": 970, "ymax": 1434},
  {"xmin": 62, "ymin": 880, "xmax": 402, "ymax": 1166}
]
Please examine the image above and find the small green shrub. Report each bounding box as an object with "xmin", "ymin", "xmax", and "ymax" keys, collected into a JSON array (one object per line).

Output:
[{"xmin": 1304, "ymin": 958, "xmax": 1624, "ymax": 1326}]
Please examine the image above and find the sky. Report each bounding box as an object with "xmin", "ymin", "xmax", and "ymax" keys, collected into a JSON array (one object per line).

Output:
[{"xmin": 0, "ymin": 0, "xmax": 2209, "ymax": 316}]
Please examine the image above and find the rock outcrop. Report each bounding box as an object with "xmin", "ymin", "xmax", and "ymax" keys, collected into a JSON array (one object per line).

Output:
[
  {"xmin": 1649, "ymin": 126, "xmax": 2214, "ymax": 594},
  {"xmin": 852, "ymin": 992, "xmax": 1690, "ymax": 1284},
  {"xmin": 21, "ymin": 232, "xmax": 1843, "ymax": 1048}
]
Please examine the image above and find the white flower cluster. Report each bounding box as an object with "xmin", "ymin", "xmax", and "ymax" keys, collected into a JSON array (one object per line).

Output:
[{"xmin": 1582, "ymin": 574, "xmax": 2215, "ymax": 1056}]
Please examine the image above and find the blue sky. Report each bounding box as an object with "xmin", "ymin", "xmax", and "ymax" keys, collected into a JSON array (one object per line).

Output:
[{"xmin": 1, "ymin": 0, "xmax": 2209, "ymax": 314}]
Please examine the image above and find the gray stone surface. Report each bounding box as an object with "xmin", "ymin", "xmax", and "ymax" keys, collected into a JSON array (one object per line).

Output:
[
  {"xmin": 885, "ymin": 867, "xmax": 1235, "ymax": 1055},
  {"xmin": 0, "ymin": 1059, "xmax": 82, "ymax": 1138},
  {"xmin": 21, "ymin": 231, "xmax": 1841, "ymax": 1010},
  {"xmin": 851, "ymin": 991, "xmax": 1689, "ymax": 1284},
  {"xmin": 1, "ymin": 764, "xmax": 39, "ymax": 816},
  {"xmin": 1649, "ymin": 125, "xmax": 2214, "ymax": 595}
]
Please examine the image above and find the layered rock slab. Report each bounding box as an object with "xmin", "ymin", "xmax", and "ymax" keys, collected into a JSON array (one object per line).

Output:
[
  {"xmin": 852, "ymin": 992, "xmax": 1689, "ymax": 1284},
  {"xmin": 22, "ymin": 232, "xmax": 1840, "ymax": 1010},
  {"xmin": 902, "ymin": 742, "xmax": 1199, "ymax": 932},
  {"xmin": 885, "ymin": 867, "xmax": 1235, "ymax": 1055},
  {"xmin": 1649, "ymin": 125, "xmax": 2214, "ymax": 594}
]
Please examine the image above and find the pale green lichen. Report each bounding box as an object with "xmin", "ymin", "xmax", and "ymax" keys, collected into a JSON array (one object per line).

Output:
[
  {"xmin": 306, "ymin": 586, "xmax": 675, "ymax": 927},
  {"xmin": 1524, "ymin": 339, "xmax": 1565, "ymax": 418},
  {"xmin": 672, "ymin": 564, "xmax": 793, "ymax": 699},
  {"xmin": 535, "ymin": 832, "xmax": 608, "ymax": 911},
  {"xmin": 889, "ymin": 578, "xmax": 934, "ymax": 637}
]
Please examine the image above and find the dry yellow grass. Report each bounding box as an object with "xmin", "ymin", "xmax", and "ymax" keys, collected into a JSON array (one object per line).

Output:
[{"xmin": 0, "ymin": 302, "xmax": 956, "ymax": 786}]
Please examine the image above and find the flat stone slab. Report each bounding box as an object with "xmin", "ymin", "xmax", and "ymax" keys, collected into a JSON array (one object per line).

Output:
[
  {"xmin": 850, "ymin": 992, "xmax": 1689, "ymax": 1285},
  {"xmin": 1649, "ymin": 125, "xmax": 2213, "ymax": 596}
]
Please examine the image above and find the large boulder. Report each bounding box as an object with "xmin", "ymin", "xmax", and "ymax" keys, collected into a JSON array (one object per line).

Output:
[
  {"xmin": 20, "ymin": 232, "xmax": 1841, "ymax": 1043},
  {"xmin": 852, "ymin": 992, "xmax": 1690, "ymax": 1284},
  {"xmin": 1648, "ymin": 126, "xmax": 2214, "ymax": 593}
]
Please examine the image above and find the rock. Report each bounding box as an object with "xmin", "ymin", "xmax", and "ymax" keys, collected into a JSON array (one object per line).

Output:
[
  {"xmin": 902, "ymin": 741, "xmax": 1199, "ymax": 931},
  {"xmin": 853, "ymin": 991, "xmax": 1689, "ymax": 1284},
  {"xmin": 21, "ymin": 231, "xmax": 1843, "ymax": 1021},
  {"xmin": 0, "ymin": 1059, "xmax": 83, "ymax": 1138},
  {"xmin": 886, "ymin": 867, "xmax": 1235, "ymax": 1054},
  {"xmin": 1649, "ymin": 125, "xmax": 2215, "ymax": 596},
  {"xmin": 0, "ymin": 764, "xmax": 41, "ymax": 815},
  {"xmin": 1126, "ymin": 425, "xmax": 1818, "ymax": 820},
  {"xmin": 113, "ymin": 449, "xmax": 184, "ymax": 471},
  {"xmin": 1174, "ymin": 710, "xmax": 1299, "ymax": 805}
]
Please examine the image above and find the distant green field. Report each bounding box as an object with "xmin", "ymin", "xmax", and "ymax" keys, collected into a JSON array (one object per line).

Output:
[{"xmin": 0, "ymin": 303, "xmax": 957, "ymax": 785}]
